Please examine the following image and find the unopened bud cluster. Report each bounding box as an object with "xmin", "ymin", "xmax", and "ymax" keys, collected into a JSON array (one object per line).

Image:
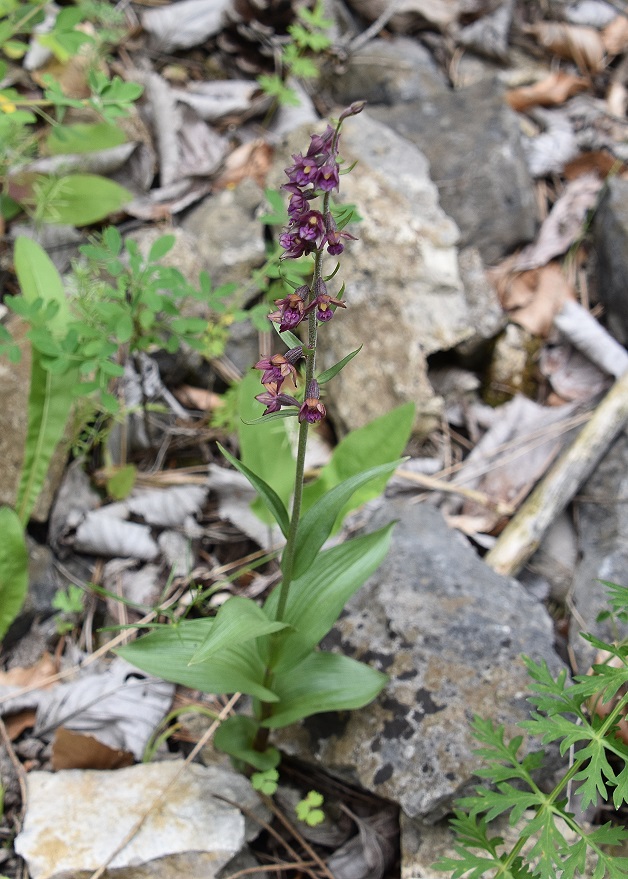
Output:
[{"xmin": 254, "ymin": 102, "xmax": 365, "ymax": 422}]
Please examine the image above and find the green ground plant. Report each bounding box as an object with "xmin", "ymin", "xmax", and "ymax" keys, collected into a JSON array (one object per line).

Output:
[
  {"xmin": 436, "ymin": 580, "xmax": 628, "ymax": 879},
  {"xmin": 257, "ymin": 0, "xmax": 333, "ymax": 108},
  {"xmin": 0, "ymin": 1, "xmax": 141, "ymax": 226}
]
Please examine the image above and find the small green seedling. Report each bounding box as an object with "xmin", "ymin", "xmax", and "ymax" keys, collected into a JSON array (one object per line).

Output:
[
  {"xmin": 296, "ymin": 790, "xmax": 325, "ymax": 827},
  {"xmin": 251, "ymin": 768, "xmax": 279, "ymax": 796},
  {"xmin": 52, "ymin": 584, "xmax": 84, "ymax": 634}
]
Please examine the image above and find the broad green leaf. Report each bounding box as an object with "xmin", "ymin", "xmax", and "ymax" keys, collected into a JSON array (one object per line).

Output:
[
  {"xmin": 237, "ymin": 370, "xmax": 296, "ymax": 526},
  {"xmin": 0, "ymin": 507, "xmax": 28, "ymax": 643},
  {"xmin": 15, "ymin": 357, "xmax": 77, "ymax": 525},
  {"xmin": 265, "ymin": 523, "xmax": 394, "ymax": 671},
  {"xmin": 290, "ymin": 461, "xmax": 402, "ymax": 581},
  {"xmin": 14, "ymin": 237, "xmax": 70, "ymax": 336},
  {"xmin": 300, "ymin": 402, "xmax": 415, "ymax": 531},
  {"xmin": 116, "ymin": 618, "xmax": 278, "ymax": 702},
  {"xmin": 262, "ymin": 651, "xmax": 387, "ymax": 728},
  {"xmin": 218, "ymin": 443, "xmax": 290, "ymax": 538},
  {"xmin": 0, "ymin": 193, "xmax": 21, "ymax": 220},
  {"xmin": 106, "ymin": 464, "xmax": 136, "ymax": 501},
  {"xmin": 45, "ymin": 122, "xmax": 126, "ymax": 155},
  {"xmin": 35, "ymin": 174, "xmax": 131, "ymax": 226},
  {"xmin": 148, "ymin": 235, "xmax": 175, "ymax": 262},
  {"xmin": 213, "ymin": 716, "xmax": 280, "ymax": 771},
  {"xmin": 14, "ymin": 239, "xmax": 77, "ymax": 524},
  {"xmin": 189, "ymin": 596, "xmax": 288, "ymax": 665}
]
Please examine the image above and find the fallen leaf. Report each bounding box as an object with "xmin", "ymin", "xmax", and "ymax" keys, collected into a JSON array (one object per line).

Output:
[
  {"xmin": 607, "ymin": 80, "xmax": 628, "ymax": 118},
  {"xmin": 173, "ymin": 385, "xmax": 224, "ymax": 411},
  {"xmin": 4, "ymin": 709, "xmax": 37, "ymax": 740},
  {"xmin": 563, "ymin": 149, "xmax": 623, "ymax": 179},
  {"xmin": 213, "ymin": 139, "xmax": 274, "ymax": 190},
  {"xmin": 530, "ymin": 21, "xmax": 606, "ymax": 73},
  {"xmin": 0, "ymin": 653, "xmax": 59, "ymax": 689},
  {"xmin": 513, "ymin": 173, "xmax": 602, "ymax": 271},
  {"xmin": 506, "ymin": 71, "xmax": 588, "ymax": 112},
  {"xmin": 602, "ymin": 15, "xmax": 628, "ymax": 55},
  {"xmin": 539, "ymin": 343, "xmax": 610, "ymax": 402},
  {"xmin": 490, "ymin": 262, "xmax": 575, "ymax": 336},
  {"xmin": 52, "ymin": 728, "xmax": 135, "ymax": 771}
]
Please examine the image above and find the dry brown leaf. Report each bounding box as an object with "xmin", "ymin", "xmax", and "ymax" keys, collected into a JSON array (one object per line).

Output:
[
  {"xmin": 492, "ymin": 262, "xmax": 575, "ymax": 336},
  {"xmin": 213, "ymin": 139, "xmax": 274, "ymax": 190},
  {"xmin": 52, "ymin": 728, "xmax": 135, "ymax": 771},
  {"xmin": 173, "ymin": 385, "xmax": 223, "ymax": 411},
  {"xmin": 0, "ymin": 653, "xmax": 59, "ymax": 690},
  {"xmin": 506, "ymin": 71, "xmax": 588, "ymax": 112},
  {"xmin": 607, "ymin": 80, "xmax": 628, "ymax": 118},
  {"xmin": 602, "ymin": 15, "xmax": 628, "ymax": 56},
  {"xmin": 539, "ymin": 344, "xmax": 610, "ymax": 402},
  {"xmin": 530, "ymin": 21, "xmax": 606, "ymax": 73},
  {"xmin": 563, "ymin": 149, "xmax": 623, "ymax": 179},
  {"xmin": 4, "ymin": 709, "xmax": 37, "ymax": 741},
  {"xmin": 514, "ymin": 173, "xmax": 602, "ymax": 271}
]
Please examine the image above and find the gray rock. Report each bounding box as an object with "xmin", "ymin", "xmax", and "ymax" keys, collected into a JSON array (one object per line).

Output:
[
  {"xmin": 569, "ymin": 428, "xmax": 628, "ymax": 671},
  {"xmin": 322, "ymin": 37, "xmax": 448, "ymax": 106},
  {"xmin": 276, "ymin": 498, "xmax": 563, "ymax": 821},
  {"xmin": 181, "ymin": 178, "xmax": 266, "ymax": 301},
  {"xmin": 592, "ymin": 177, "xmax": 628, "ymax": 346},
  {"xmin": 370, "ymin": 78, "xmax": 538, "ymax": 263},
  {"xmin": 455, "ymin": 246, "xmax": 506, "ymax": 358}
]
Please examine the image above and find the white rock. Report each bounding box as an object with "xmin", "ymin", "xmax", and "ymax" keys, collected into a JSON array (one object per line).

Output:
[{"xmin": 15, "ymin": 761, "xmax": 266, "ymax": 879}]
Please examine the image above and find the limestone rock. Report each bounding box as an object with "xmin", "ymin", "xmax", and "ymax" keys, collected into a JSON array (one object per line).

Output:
[
  {"xmin": 322, "ymin": 37, "xmax": 448, "ymax": 107},
  {"xmin": 593, "ymin": 177, "xmax": 628, "ymax": 346},
  {"xmin": 276, "ymin": 499, "xmax": 563, "ymax": 820},
  {"xmin": 568, "ymin": 428, "xmax": 628, "ymax": 672},
  {"xmin": 15, "ymin": 761, "xmax": 268, "ymax": 879},
  {"xmin": 371, "ymin": 78, "xmax": 538, "ymax": 263},
  {"xmin": 181, "ymin": 178, "xmax": 266, "ymax": 301}
]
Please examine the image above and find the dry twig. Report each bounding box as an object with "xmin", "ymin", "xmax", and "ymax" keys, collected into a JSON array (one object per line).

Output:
[{"xmin": 485, "ymin": 369, "xmax": 628, "ymax": 576}]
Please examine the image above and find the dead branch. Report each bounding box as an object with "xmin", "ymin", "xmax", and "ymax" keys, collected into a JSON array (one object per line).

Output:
[{"xmin": 484, "ymin": 369, "xmax": 628, "ymax": 577}]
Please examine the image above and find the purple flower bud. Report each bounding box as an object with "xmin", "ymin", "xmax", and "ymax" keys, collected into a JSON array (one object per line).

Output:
[{"xmin": 298, "ymin": 380, "xmax": 326, "ymax": 423}]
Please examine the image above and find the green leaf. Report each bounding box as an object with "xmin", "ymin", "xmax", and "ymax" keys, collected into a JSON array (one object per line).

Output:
[
  {"xmin": 300, "ymin": 402, "xmax": 414, "ymax": 534},
  {"xmin": 0, "ymin": 507, "xmax": 28, "ymax": 643},
  {"xmin": 262, "ymin": 651, "xmax": 387, "ymax": 728},
  {"xmin": 14, "ymin": 237, "xmax": 70, "ymax": 336},
  {"xmin": 237, "ymin": 370, "xmax": 296, "ymax": 526},
  {"xmin": 218, "ymin": 443, "xmax": 290, "ymax": 538},
  {"xmin": 291, "ymin": 461, "xmax": 402, "ymax": 581},
  {"xmin": 106, "ymin": 464, "xmax": 136, "ymax": 500},
  {"xmin": 35, "ymin": 174, "xmax": 131, "ymax": 226},
  {"xmin": 148, "ymin": 235, "xmax": 175, "ymax": 262},
  {"xmin": 45, "ymin": 122, "xmax": 126, "ymax": 155},
  {"xmin": 317, "ymin": 346, "xmax": 361, "ymax": 385},
  {"xmin": 189, "ymin": 596, "xmax": 288, "ymax": 665},
  {"xmin": 13, "ymin": 239, "xmax": 77, "ymax": 524},
  {"xmin": 265, "ymin": 523, "xmax": 395, "ymax": 671},
  {"xmin": 116, "ymin": 619, "xmax": 278, "ymax": 702},
  {"xmin": 213, "ymin": 716, "xmax": 280, "ymax": 771}
]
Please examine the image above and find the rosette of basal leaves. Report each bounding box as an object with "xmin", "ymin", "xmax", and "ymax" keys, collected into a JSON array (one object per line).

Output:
[{"xmin": 118, "ymin": 457, "xmax": 399, "ymax": 769}]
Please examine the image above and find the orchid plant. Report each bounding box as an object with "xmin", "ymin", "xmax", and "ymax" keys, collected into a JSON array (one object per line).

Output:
[{"xmin": 118, "ymin": 103, "xmax": 404, "ymax": 769}]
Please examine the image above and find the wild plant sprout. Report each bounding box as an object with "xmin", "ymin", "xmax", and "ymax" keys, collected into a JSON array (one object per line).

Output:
[{"xmin": 118, "ymin": 102, "xmax": 405, "ymax": 770}]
